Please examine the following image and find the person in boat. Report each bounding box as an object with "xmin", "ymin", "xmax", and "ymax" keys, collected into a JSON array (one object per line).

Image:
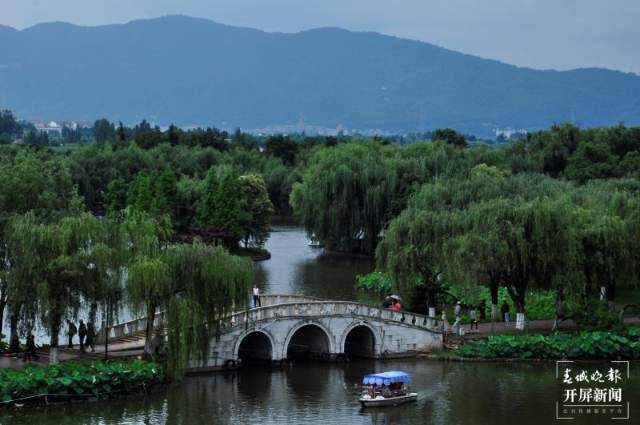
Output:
[
  {"xmin": 382, "ymin": 385, "xmax": 391, "ymax": 398},
  {"xmin": 368, "ymin": 383, "xmax": 377, "ymax": 397},
  {"xmin": 389, "ymin": 382, "xmax": 406, "ymax": 396}
]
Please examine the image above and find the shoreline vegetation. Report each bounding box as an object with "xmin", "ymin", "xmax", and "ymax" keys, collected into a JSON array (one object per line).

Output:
[
  {"xmin": 455, "ymin": 325, "xmax": 640, "ymax": 360},
  {"xmin": 0, "ymin": 360, "xmax": 164, "ymax": 407}
]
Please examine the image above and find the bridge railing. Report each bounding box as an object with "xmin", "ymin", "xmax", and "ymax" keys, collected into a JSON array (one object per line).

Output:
[
  {"xmin": 224, "ymin": 301, "xmax": 442, "ymax": 332},
  {"xmin": 259, "ymin": 294, "xmax": 324, "ymax": 307},
  {"xmin": 99, "ymin": 297, "xmax": 442, "ymax": 343},
  {"xmin": 95, "ymin": 311, "xmax": 166, "ymax": 345}
]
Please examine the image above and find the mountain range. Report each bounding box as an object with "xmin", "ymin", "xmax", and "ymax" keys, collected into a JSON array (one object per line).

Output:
[{"xmin": 1, "ymin": 15, "xmax": 639, "ymax": 136}]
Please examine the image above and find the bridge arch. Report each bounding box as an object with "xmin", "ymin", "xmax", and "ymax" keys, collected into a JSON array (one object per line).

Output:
[
  {"xmin": 283, "ymin": 321, "xmax": 334, "ymax": 360},
  {"xmin": 341, "ymin": 321, "xmax": 380, "ymax": 358},
  {"xmin": 234, "ymin": 329, "xmax": 275, "ymax": 363}
]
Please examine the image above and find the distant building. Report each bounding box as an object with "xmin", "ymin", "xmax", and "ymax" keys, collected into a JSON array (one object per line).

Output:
[
  {"xmin": 31, "ymin": 120, "xmax": 64, "ymax": 136},
  {"xmin": 494, "ymin": 127, "xmax": 528, "ymax": 141}
]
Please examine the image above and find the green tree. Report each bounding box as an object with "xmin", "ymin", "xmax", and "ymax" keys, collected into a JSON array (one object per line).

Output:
[
  {"xmin": 7, "ymin": 213, "xmax": 104, "ymax": 360},
  {"xmin": 290, "ymin": 141, "xmax": 397, "ymax": 255},
  {"xmin": 237, "ymin": 175, "xmax": 274, "ymax": 247},
  {"xmin": 0, "ymin": 150, "xmax": 82, "ymax": 341},
  {"xmin": 565, "ymin": 141, "xmax": 618, "ymax": 183},
  {"xmin": 265, "ymin": 135, "xmax": 298, "ymax": 165},
  {"xmin": 432, "ymin": 128, "xmax": 467, "ymax": 148},
  {"xmin": 127, "ymin": 241, "xmax": 253, "ymax": 377},
  {"xmin": 93, "ymin": 118, "xmax": 116, "ymax": 143},
  {"xmin": 197, "ymin": 168, "xmax": 242, "ymax": 246}
]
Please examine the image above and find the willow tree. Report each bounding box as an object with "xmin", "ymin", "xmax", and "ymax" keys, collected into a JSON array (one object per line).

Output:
[
  {"xmin": 0, "ymin": 149, "xmax": 81, "ymax": 342},
  {"xmin": 163, "ymin": 243, "xmax": 253, "ymax": 378},
  {"xmin": 376, "ymin": 204, "xmax": 453, "ymax": 310},
  {"xmin": 377, "ymin": 173, "xmax": 583, "ymax": 322},
  {"xmin": 127, "ymin": 242, "xmax": 252, "ymax": 378},
  {"xmin": 7, "ymin": 213, "xmax": 101, "ymax": 360},
  {"xmin": 572, "ymin": 181, "xmax": 640, "ymax": 302},
  {"xmin": 290, "ymin": 141, "xmax": 398, "ymax": 255},
  {"xmin": 128, "ymin": 257, "xmax": 171, "ymax": 356}
]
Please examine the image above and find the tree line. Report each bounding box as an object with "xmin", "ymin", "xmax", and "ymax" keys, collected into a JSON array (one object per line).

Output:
[
  {"xmin": 1, "ymin": 106, "xmax": 639, "ymax": 367},
  {"xmin": 291, "ymin": 124, "xmax": 640, "ymax": 328}
]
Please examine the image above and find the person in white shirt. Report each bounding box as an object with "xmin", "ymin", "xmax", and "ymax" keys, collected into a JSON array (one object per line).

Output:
[{"xmin": 252, "ymin": 284, "xmax": 261, "ymax": 308}]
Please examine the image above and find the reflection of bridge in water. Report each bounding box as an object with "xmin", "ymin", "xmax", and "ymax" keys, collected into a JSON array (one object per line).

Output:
[{"xmin": 102, "ymin": 295, "xmax": 443, "ymax": 371}]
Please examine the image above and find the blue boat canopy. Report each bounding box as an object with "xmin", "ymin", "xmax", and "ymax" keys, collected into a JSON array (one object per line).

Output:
[{"xmin": 362, "ymin": 371, "xmax": 411, "ymax": 386}]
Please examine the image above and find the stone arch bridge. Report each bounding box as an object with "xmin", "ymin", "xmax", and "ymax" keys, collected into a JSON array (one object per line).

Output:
[{"xmin": 103, "ymin": 295, "xmax": 443, "ymax": 371}]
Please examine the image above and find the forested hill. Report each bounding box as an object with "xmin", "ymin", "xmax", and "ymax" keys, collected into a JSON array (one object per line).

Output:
[{"xmin": 1, "ymin": 15, "xmax": 639, "ymax": 136}]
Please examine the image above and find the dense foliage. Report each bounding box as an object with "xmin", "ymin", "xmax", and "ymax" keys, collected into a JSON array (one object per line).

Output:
[
  {"xmin": 458, "ymin": 326, "xmax": 640, "ymax": 359},
  {"xmin": 356, "ymin": 272, "xmax": 393, "ymax": 296},
  {"xmin": 0, "ymin": 360, "xmax": 163, "ymax": 405},
  {"xmin": 0, "ymin": 106, "xmax": 638, "ymax": 370}
]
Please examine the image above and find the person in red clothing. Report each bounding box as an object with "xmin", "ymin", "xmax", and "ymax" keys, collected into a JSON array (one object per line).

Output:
[{"xmin": 391, "ymin": 300, "xmax": 402, "ymax": 312}]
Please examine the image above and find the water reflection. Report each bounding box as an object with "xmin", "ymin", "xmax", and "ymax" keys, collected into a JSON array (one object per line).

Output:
[
  {"xmin": 254, "ymin": 226, "xmax": 374, "ymax": 301},
  {"xmin": 2, "ymin": 359, "xmax": 639, "ymax": 424}
]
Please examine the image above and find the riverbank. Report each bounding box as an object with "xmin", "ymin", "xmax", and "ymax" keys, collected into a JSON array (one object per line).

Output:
[
  {"xmin": 0, "ymin": 360, "xmax": 164, "ymax": 407},
  {"xmin": 450, "ymin": 325, "xmax": 640, "ymax": 361},
  {"xmin": 231, "ymin": 246, "xmax": 272, "ymax": 261}
]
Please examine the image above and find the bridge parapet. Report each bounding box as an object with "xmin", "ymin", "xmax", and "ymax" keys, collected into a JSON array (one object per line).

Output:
[
  {"xmin": 259, "ymin": 294, "xmax": 324, "ymax": 307},
  {"xmin": 99, "ymin": 296, "xmax": 443, "ymax": 343},
  {"xmin": 225, "ymin": 301, "xmax": 441, "ymax": 333}
]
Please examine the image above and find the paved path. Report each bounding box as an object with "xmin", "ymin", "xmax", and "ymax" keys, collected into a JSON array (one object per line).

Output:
[{"xmin": 458, "ymin": 316, "xmax": 640, "ymax": 338}]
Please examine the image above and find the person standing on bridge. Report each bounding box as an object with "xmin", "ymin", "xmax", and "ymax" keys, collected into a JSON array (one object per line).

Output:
[{"xmin": 252, "ymin": 284, "xmax": 261, "ymax": 308}]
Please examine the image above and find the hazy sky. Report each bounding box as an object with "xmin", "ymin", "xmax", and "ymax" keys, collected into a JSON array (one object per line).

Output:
[{"xmin": 1, "ymin": 0, "xmax": 639, "ymax": 73}]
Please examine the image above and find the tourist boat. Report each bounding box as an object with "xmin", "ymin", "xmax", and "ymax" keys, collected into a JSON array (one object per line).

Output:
[
  {"xmin": 307, "ymin": 234, "xmax": 324, "ymax": 248},
  {"xmin": 359, "ymin": 371, "xmax": 418, "ymax": 408}
]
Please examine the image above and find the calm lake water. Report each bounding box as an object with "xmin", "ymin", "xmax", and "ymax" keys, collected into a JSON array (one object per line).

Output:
[
  {"xmin": 3, "ymin": 359, "xmax": 638, "ymax": 425},
  {"xmin": 2, "ymin": 227, "xmax": 639, "ymax": 424},
  {"xmin": 253, "ymin": 226, "xmax": 375, "ymax": 301}
]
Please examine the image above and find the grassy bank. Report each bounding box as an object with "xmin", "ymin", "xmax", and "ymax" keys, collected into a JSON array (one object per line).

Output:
[
  {"xmin": 0, "ymin": 360, "xmax": 164, "ymax": 406},
  {"xmin": 457, "ymin": 326, "xmax": 640, "ymax": 360}
]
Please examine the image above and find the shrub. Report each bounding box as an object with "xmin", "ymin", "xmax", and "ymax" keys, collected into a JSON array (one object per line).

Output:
[
  {"xmin": 571, "ymin": 299, "xmax": 623, "ymax": 331},
  {"xmin": 356, "ymin": 272, "xmax": 393, "ymax": 295},
  {"xmin": 0, "ymin": 360, "xmax": 164, "ymax": 405},
  {"xmin": 445, "ymin": 285, "xmax": 556, "ymax": 320},
  {"xmin": 458, "ymin": 326, "xmax": 640, "ymax": 360}
]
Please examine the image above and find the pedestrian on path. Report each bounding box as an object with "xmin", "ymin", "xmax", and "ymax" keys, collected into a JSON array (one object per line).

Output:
[
  {"xmin": 469, "ymin": 307, "xmax": 478, "ymax": 331},
  {"xmin": 452, "ymin": 301, "xmax": 462, "ymax": 334},
  {"xmin": 478, "ymin": 299, "xmax": 486, "ymax": 321},
  {"xmin": 10, "ymin": 333, "xmax": 20, "ymax": 353},
  {"xmin": 501, "ymin": 302, "xmax": 510, "ymax": 323},
  {"xmin": 22, "ymin": 333, "xmax": 37, "ymax": 362},
  {"xmin": 252, "ymin": 284, "xmax": 261, "ymax": 308},
  {"xmin": 86, "ymin": 322, "xmax": 96, "ymax": 352},
  {"xmin": 78, "ymin": 320, "xmax": 87, "ymax": 352},
  {"xmin": 67, "ymin": 320, "xmax": 77, "ymax": 349}
]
